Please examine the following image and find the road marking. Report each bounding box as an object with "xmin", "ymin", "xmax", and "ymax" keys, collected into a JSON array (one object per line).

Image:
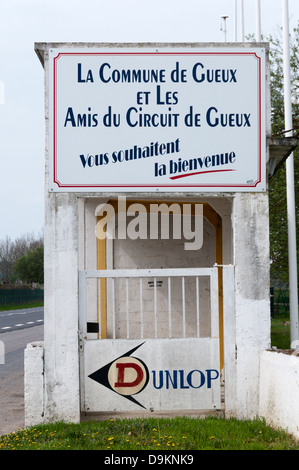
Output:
[{"xmin": 1, "ymin": 319, "xmax": 44, "ymax": 330}]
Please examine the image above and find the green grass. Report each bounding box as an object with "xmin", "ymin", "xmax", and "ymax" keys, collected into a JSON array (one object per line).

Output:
[
  {"xmin": 1, "ymin": 417, "xmax": 298, "ymax": 450},
  {"xmin": 0, "ymin": 301, "xmax": 44, "ymax": 312},
  {"xmin": 271, "ymin": 314, "xmax": 291, "ymax": 349}
]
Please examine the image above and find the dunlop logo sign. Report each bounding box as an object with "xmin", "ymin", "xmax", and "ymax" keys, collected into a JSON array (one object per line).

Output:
[{"xmin": 88, "ymin": 342, "xmax": 219, "ymax": 409}]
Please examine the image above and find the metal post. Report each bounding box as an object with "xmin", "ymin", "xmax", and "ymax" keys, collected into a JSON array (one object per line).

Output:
[
  {"xmin": 282, "ymin": 0, "xmax": 299, "ymax": 348},
  {"xmin": 256, "ymin": 0, "xmax": 261, "ymax": 41},
  {"xmin": 240, "ymin": 0, "xmax": 244, "ymax": 41},
  {"xmin": 168, "ymin": 277, "xmax": 172, "ymax": 338},
  {"xmin": 234, "ymin": 0, "xmax": 238, "ymax": 42}
]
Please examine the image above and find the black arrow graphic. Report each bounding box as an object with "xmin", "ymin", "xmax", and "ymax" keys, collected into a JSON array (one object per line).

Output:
[{"xmin": 88, "ymin": 342, "xmax": 149, "ymax": 409}]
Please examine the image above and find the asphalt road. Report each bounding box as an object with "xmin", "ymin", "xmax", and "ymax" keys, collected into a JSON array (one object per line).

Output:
[
  {"xmin": 0, "ymin": 307, "xmax": 44, "ymax": 436},
  {"xmin": 0, "ymin": 306, "xmax": 44, "ymax": 333}
]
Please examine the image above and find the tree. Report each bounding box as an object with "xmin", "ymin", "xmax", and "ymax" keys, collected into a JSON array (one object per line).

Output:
[
  {"xmin": 0, "ymin": 231, "xmax": 43, "ymax": 282},
  {"xmin": 14, "ymin": 245, "xmax": 44, "ymax": 284},
  {"xmin": 267, "ymin": 23, "xmax": 299, "ymax": 286},
  {"xmin": 0, "ymin": 236, "xmax": 15, "ymax": 282}
]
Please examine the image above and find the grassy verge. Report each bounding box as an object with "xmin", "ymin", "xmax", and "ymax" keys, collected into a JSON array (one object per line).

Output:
[
  {"xmin": 0, "ymin": 301, "xmax": 44, "ymax": 312},
  {"xmin": 271, "ymin": 314, "xmax": 291, "ymax": 349},
  {"xmin": 1, "ymin": 417, "xmax": 298, "ymax": 450}
]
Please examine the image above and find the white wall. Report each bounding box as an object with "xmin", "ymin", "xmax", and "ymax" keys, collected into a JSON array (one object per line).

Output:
[
  {"xmin": 24, "ymin": 342, "xmax": 44, "ymax": 427},
  {"xmin": 259, "ymin": 350, "xmax": 299, "ymax": 439}
]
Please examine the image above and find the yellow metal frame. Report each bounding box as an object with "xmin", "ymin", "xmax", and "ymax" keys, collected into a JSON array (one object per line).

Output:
[{"xmin": 96, "ymin": 200, "xmax": 224, "ymax": 368}]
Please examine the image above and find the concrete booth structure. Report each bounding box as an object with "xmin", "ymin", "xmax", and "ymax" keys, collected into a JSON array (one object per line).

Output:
[{"xmin": 25, "ymin": 42, "xmax": 297, "ymax": 426}]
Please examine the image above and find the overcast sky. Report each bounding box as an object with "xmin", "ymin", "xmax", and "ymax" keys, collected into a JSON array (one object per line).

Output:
[{"xmin": 0, "ymin": 0, "xmax": 298, "ymax": 240}]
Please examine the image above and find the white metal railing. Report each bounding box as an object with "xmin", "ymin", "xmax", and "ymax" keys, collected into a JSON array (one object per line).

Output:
[{"xmin": 79, "ymin": 267, "xmax": 219, "ymax": 340}]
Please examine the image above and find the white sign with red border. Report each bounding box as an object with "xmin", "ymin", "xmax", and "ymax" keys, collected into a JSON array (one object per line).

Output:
[{"xmin": 48, "ymin": 46, "xmax": 266, "ymax": 192}]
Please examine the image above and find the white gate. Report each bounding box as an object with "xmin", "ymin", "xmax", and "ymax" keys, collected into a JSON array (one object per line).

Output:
[{"xmin": 79, "ymin": 267, "xmax": 221, "ymax": 413}]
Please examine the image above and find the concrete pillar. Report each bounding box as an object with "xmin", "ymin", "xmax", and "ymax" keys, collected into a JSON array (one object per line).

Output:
[
  {"xmin": 233, "ymin": 192, "xmax": 271, "ymax": 418},
  {"xmin": 42, "ymin": 192, "xmax": 80, "ymax": 423}
]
